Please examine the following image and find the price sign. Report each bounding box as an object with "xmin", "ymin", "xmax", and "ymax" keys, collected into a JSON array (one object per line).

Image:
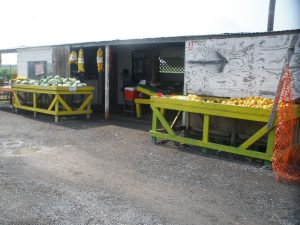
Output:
[
  {"xmin": 35, "ymin": 63, "xmax": 44, "ymax": 76},
  {"xmin": 68, "ymin": 86, "xmax": 77, "ymax": 92}
]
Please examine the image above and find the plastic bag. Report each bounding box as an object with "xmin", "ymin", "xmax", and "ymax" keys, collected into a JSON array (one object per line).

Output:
[
  {"xmin": 68, "ymin": 50, "xmax": 77, "ymax": 64},
  {"xmin": 78, "ymin": 48, "xmax": 85, "ymax": 73},
  {"xmin": 97, "ymin": 48, "xmax": 104, "ymax": 72}
]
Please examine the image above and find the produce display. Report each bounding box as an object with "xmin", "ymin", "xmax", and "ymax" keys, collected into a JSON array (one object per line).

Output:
[
  {"xmin": 97, "ymin": 48, "xmax": 104, "ymax": 72},
  {"xmin": 68, "ymin": 50, "xmax": 78, "ymax": 64},
  {"xmin": 13, "ymin": 76, "xmax": 27, "ymax": 82},
  {"xmin": 220, "ymin": 96, "xmax": 278, "ymax": 109},
  {"xmin": 170, "ymin": 94, "xmax": 286, "ymax": 109},
  {"xmin": 78, "ymin": 48, "xmax": 85, "ymax": 73},
  {"xmin": 13, "ymin": 75, "xmax": 87, "ymax": 87}
]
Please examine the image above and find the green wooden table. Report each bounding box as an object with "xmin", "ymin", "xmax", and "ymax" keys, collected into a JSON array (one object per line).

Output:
[{"xmin": 150, "ymin": 96, "xmax": 300, "ymax": 162}]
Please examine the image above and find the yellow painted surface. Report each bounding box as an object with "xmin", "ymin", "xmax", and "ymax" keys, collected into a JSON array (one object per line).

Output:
[{"xmin": 13, "ymin": 85, "xmax": 94, "ymax": 122}]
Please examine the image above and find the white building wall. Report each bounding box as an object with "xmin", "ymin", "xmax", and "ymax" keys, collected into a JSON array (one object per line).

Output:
[
  {"xmin": 17, "ymin": 62, "xmax": 27, "ymax": 77},
  {"xmin": 185, "ymin": 33, "xmax": 300, "ymax": 99},
  {"xmin": 17, "ymin": 47, "xmax": 53, "ymax": 77}
]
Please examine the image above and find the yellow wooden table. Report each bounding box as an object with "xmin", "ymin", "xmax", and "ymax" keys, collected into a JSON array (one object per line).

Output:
[
  {"xmin": 13, "ymin": 85, "xmax": 95, "ymax": 122},
  {"xmin": 135, "ymin": 85, "xmax": 181, "ymax": 118},
  {"xmin": 135, "ymin": 85, "xmax": 157, "ymax": 118},
  {"xmin": 0, "ymin": 87, "xmax": 13, "ymax": 102}
]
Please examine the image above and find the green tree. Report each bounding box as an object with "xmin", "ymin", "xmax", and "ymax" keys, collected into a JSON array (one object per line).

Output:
[{"xmin": 0, "ymin": 68, "xmax": 17, "ymax": 81}]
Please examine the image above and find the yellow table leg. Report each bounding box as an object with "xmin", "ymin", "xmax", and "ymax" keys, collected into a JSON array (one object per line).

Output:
[
  {"xmin": 87, "ymin": 100, "xmax": 91, "ymax": 120},
  {"xmin": 160, "ymin": 108, "xmax": 165, "ymax": 117},
  {"xmin": 136, "ymin": 103, "xmax": 141, "ymax": 118},
  {"xmin": 55, "ymin": 94, "xmax": 59, "ymax": 123},
  {"xmin": 33, "ymin": 93, "xmax": 37, "ymax": 118}
]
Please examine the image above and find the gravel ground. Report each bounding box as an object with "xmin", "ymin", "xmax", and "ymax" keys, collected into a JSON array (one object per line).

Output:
[{"xmin": 0, "ymin": 109, "xmax": 299, "ymax": 225}]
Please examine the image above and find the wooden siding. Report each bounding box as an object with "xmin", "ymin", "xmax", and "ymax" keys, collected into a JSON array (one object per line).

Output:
[
  {"xmin": 52, "ymin": 46, "xmax": 70, "ymax": 77},
  {"xmin": 185, "ymin": 33, "xmax": 300, "ymax": 99}
]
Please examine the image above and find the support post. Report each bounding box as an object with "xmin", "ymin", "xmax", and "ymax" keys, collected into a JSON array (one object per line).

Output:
[
  {"xmin": 182, "ymin": 83, "xmax": 188, "ymax": 131},
  {"xmin": 265, "ymin": 128, "xmax": 275, "ymax": 166},
  {"xmin": 160, "ymin": 108, "xmax": 165, "ymax": 117},
  {"xmin": 105, "ymin": 45, "xmax": 110, "ymax": 120},
  {"xmin": 268, "ymin": 35, "xmax": 298, "ymax": 129},
  {"xmin": 87, "ymin": 94, "xmax": 92, "ymax": 120},
  {"xmin": 151, "ymin": 107, "xmax": 158, "ymax": 143},
  {"xmin": 267, "ymin": 0, "xmax": 276, "ymax": 32},
  {"xmin": 55, "ymin": 94, "xmax": 59, "ymax": 123},
  {"xmin": 136, "ymin": 103, "xmax": 141, "ymax": 118},
  {"xmin": 33, "ymin": 93, "xmax": 37, "ymax": 118},
  {"xmin": 296, "ymin": 119, "xmax": 300, "ymax": 144},
  {"xmin": 203, "ymin": 114, "xmax": 209, "ymax": 143},
  {"xmin": 230, "ymin": 119, "xmax": 237, "ymax": 145}
]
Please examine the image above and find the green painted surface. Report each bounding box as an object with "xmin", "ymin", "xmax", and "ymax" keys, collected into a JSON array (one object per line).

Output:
[
  {"xmin": 203, "ymin": 114, "xmax": 209, "ymax": 143},
  {"xmin": 151, "ymin": 101, "xmax": 270, "ymax": 122},
  {"xmin": 266, "ymin": 130, "xmax": 275, "ymax": 155},
  {"xmin": 151, "ymin": 106, "xmax": 175, "ymax": 136},
  {"xmin": 239, "ymin": 124, "xmax": 269, "ymax": 150},
  {"xmin": 150, "ymin": 131, "xmax": 272, "ymax": 161},
  {"xmin": 149, "ymin": 96, "xmax": 300, "ymax": 161}
]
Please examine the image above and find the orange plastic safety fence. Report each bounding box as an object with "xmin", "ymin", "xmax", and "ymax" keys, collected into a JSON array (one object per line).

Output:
[{"xmin": 272, "ymin": 66, "xmax": 300, "ymax": 183}]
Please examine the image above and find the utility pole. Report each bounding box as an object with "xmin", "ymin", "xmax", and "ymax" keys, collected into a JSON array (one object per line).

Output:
[{"xmin": 267, "ymin": 0, "xmax": 276, "ymax": 31}]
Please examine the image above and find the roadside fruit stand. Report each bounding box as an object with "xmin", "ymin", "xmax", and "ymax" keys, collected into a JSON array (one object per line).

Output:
[
  {"xmin": 150, "ymin": 95, "xmax": 300, "ymax": 162},
  {"xmin": 13, "ymin": 76, "xmax": 94, "ymax": 122}
]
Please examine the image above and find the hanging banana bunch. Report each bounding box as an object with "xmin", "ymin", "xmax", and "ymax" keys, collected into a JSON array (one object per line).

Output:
[
  {"xmin": 0, "ymin": 52, "xmax": 2, "ymax": 66},
  {"xmin": 97, "ymin": 48, "xmax": 104, "ymax": 72},
  {"xmin": 78, "ymin": 48, "xmax": 85, "ymax": 73},
  {"xmin": 68, "ymin": 50, "xmax": 78, "ymax": 64}
]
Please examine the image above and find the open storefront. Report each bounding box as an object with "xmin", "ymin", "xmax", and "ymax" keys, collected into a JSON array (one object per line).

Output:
[{"xmin": 68, "ymin": 42, "xmax": 185, "ymax": 118}]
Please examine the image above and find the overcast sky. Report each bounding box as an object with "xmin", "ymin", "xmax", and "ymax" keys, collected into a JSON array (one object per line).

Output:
[{"xmin": 1, "ymin": 0, "xmax": 299, "ymax": 64}]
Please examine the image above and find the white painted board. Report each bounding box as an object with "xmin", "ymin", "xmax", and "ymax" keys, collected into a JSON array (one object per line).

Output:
[{"xmin": 185, "ymin": 33, "xmax": 300, "ymax": 99}]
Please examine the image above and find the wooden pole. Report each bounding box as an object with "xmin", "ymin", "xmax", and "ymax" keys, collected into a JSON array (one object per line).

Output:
[
  {"xmin": 267, "ymin": 0, "xmax": 276, "ymax": 32},
  {"xmin": 105, "ymin": 45, "xmax": 110, "ymax": 120},
  {"xmin": 267, "ymin": 34, "xmax": 298, "ymax": 130}
]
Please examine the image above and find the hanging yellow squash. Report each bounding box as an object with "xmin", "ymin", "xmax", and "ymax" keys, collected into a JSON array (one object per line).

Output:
[
  {"xmin": 78, "ymin": 48, "xmax": 85, "ymax": 73},
  {"xmin": 68, "ymin": 50, "xmax": 78, "ymax": 64},
  {"xmin": 97, "ymin": 48, "xmax": 104, "ymax": 72}
]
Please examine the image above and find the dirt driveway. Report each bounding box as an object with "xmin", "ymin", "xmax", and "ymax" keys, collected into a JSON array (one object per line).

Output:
[{"xmin": 0, "ymin": 110, "xmax": 299, "ymax": 225}]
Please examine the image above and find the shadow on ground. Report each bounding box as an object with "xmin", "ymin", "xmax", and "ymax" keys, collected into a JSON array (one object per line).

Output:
[{"xmin": 0, "ymin": 107, "xmax": 152, "ymax": 132}]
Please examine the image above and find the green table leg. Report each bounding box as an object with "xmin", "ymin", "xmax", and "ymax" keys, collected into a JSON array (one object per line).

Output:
[
  {"xmin": 151, "ymin": 109, "xmax": 158, "ymax": 144},
  {"xmin": 203, "ymin": 114, "xmax": 209, "ymax": 143}
]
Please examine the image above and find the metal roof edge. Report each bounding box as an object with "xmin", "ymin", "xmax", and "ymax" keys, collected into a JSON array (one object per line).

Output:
[
  {"xmin": 69, "ymin": 29, "xmax": 300, "ymax": 48},
  {"xmin": 0, "ymin": 48, "xmax": 18, "ymax": 53},
  {"xmin": 1, "ymin": 29, "xmax": 299, "ymax": 52}
]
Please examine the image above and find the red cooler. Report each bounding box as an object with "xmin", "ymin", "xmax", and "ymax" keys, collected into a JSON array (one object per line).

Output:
[{"xmin": 124, "ymin": 87, "xmax": 139, "ymax": 101}]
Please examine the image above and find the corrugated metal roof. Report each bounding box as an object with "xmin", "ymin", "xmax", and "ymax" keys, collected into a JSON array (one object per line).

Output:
[
  {"xmin": 1, "ymin": 29, "xmax": 299, "ymax": 52},
  {"xmin": 69, "ymin": 29, "xmax": 300, "ymax": 48}
]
